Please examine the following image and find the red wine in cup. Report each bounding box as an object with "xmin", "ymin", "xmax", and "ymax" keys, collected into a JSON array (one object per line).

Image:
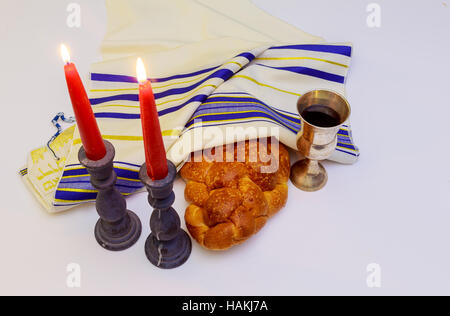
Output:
[{"xmin": 301, "ymin": 105, "xmax": 341, "ymax": 128}]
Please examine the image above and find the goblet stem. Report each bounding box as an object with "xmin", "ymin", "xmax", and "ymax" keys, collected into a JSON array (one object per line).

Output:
[{"xmin": 290, "ymin": 158, "xmax": 328, "ymax": 192}]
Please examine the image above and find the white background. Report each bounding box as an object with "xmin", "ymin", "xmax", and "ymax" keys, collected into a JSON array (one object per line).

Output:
[{"xmin": 1, "ymin": 0, "xmax": 449, "ymax": 296}]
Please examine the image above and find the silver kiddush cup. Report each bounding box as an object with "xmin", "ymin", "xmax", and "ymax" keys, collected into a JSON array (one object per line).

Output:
[{"xmin": 290, "ymin": 90, "xmax": 351, "ymax": 192}]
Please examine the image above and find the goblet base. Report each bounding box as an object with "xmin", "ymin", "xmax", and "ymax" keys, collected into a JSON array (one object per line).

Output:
[{"xmin": 290, "ymin": 159, "xmax": 328, "ymax": 192}]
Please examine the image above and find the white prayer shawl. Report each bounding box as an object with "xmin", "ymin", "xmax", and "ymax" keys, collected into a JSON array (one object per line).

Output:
[{"xmin": 21, "ymin": 0, "xmax": 359, "ymax": 212}]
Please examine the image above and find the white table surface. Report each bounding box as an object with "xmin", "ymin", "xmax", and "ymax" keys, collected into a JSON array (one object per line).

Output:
[{"xmin": 1, "ymin": 0, "xmax": 450, "ymax": 296}]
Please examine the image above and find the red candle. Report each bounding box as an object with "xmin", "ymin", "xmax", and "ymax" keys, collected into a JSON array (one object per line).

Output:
[
  {"xmin": 61, "ymin": 44, "xmax": 106, "ymax": 161},
  {"xmin": 136, "ymin": 58, "xmax": 168, "ymax": 180}
]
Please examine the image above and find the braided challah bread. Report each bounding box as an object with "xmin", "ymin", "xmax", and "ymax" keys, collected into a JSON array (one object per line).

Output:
[{"xmin": 180, "ymin": 138, "xmax": 290, "ymax": 250}]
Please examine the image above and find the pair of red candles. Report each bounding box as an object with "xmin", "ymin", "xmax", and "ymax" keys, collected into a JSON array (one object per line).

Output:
[{"xmin": 61, "ymin": 44, "xmax": 168, "ymax": 180}]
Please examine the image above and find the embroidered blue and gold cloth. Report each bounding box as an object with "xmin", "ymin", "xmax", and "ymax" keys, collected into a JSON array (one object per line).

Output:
[{"xmin": 21, "ymin": 0, "xmax": 359, "ymax": 212}]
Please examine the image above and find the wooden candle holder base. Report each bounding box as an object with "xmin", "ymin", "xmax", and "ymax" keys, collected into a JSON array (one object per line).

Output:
[
  {"xmin": 79, "ymin": 140, "xmax": 142, "ymax": 251},
  {"xmin": 139, "ymin": 161, "xmax": 191, "ymax": 269}
]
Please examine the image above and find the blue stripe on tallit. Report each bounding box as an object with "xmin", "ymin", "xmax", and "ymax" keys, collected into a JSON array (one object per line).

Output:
[
  {"xmin": 269, "ymin": 44, "xmax": 352, "ymax": 57},
  {"xmin": 90, "ymin": 65, "xmax": 219, "ymax": 84},
  {"xmin": 62, "ymin": 167, "xmax": 139, "ymax": 179},
  {"xmin": 335, "ymin": 148, "xmax": 359, "ymax": 157},
  {"xmin": 256, "ymin": 64, "xmax": 345, "ymax": 84}
]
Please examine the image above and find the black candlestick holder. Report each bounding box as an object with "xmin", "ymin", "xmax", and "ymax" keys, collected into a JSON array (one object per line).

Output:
[
  {"xmin": 139, "ymin": 161, "xmax": 191, "ymax": 269},
  {"xmin": 79, "ymin": 140, "xmax": 142, "ymax": 251}
]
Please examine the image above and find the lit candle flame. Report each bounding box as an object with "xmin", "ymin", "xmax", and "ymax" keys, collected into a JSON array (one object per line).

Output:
[
  {"xmin": 136, "ymin": 57, "xmax": 148, "ymax": 83},
  {"xmin": 60, "ymin": 44, "xmax": 71, "ymax": 64}
]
